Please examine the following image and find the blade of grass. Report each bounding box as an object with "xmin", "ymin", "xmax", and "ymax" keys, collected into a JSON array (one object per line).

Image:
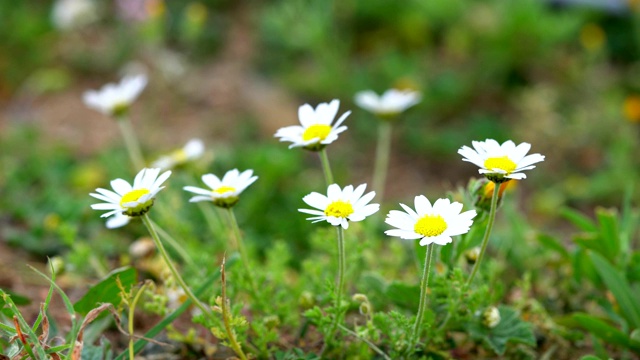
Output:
[
  {"xmin": 113, "ymin": 254, "xmax": 238, "ymax": 360},
  {"xmin": 589, "ymin": 252, "xmax": 640, "ymax": 329},
  {"xmin": 27, "ymin": 264, "xmax": 82, "ymax": 350},
  {"xmin": 0, "ymin": 289, "xmax": 47, "ymax": 359}
]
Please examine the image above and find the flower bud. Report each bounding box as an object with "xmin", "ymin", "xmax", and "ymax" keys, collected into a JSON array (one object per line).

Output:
[
  {"xmin": 465, "ymin": 247, "xmax": 481, "ymax": 265},
  {"xmin": 299, "ymin": 291, "xmax": 315, "ymax": 309},
  {"xmin": 482, "ymin": 306, "xmax": 501, "ymax": 328}
]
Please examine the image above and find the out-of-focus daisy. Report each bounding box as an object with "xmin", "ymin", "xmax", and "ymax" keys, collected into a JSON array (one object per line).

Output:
[
  {"xmin": 83, "ymin": 74, "xmax": 148, "ymax": 117},
  {"xmin": 52, "ymin": 0, "xmax": 98, "ymax": 30},
  {"xmin": 184, "ymin": 169, "xmax": 257, "ymax": 208},
  {"xmin": 299, "ymin": 184, "xmax": 379, "ymax": 229},
  {"xmin": 354, "ymin": 89, "xmax": 421, "ymax": 119},
  {"xmin": 151, "ymin": 138, "xmax": 205, "ymax": 170},
  {"xmin": 458, "ymin": 139, "xmax": 545, "ymax": 183},
  {"xmin": 90, "ymin": 168, "xmax": 171, "ymax": 227},
  {"xmin": 385, "ymin": 196, "xmax": 476, "ymax": 246},
  {"xmin": 274, "ymin": 99, "xmax": 350, "ymax": 151}
]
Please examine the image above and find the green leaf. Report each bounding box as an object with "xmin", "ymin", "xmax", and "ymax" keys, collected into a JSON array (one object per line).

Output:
[
  {"xmin": 589, "ymin": 252, "xmax": 640, "ymax": 329},
  {"xmin": 579, "ymin": 356, "xmax": 603, "ymax": 360},
  {"xmin": 467, "ymin": 305, "xmax": 536, "ymax": 355},
  {"xmin": 81, "ymin": 337, "xmax": 113, "ymax": 360},
  {"xmin": 571, "ymin": 313, "xmax": 629, "ymax": 348},
  {"xmin": 595, "ymin": 207, "xmax": 620, "ymax": 261},
  {"xmin": 536, "ymin": 234, "xmax": 569, "ymax": 260},
  {"xmin": 561, "ymin": 207, "xmax": 597, "ymax": 232},
  {"xmin": 74, "ymin": 267, "xmax": 137, "ymax": 316},
  {"xmin": 385, "ymin": 281, "xmax": 420, "ymax": 311},
  {"xmin": 0, "ymin": 290, "xmax": 31, "ymax": 317}
]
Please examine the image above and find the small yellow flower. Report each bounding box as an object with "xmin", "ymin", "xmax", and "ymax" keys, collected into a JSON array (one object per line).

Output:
[{"xmin": 624, "ymin": 95, "xmax": 640, "ymax": 123}]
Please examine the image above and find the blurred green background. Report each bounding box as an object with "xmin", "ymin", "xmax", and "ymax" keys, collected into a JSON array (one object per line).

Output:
[{"xmin": 2, "ymin": 0, "xmax": 640, "ymax": 277}]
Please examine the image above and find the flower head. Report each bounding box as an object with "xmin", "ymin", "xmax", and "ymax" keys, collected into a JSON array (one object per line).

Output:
[
  {"xmin": 83, "ymin": 74, "xmax": 148, "ymax": 117},
  {"xmin": 151, "ymin": 138, "xmax": 205, "ymax": 170},
  {"xmin": 458, "ymin": 139, "xmax": 545, "ymax": 183},
  {"xmin": 299, "ymin": 184, "xmax": 379, "ymax": 229},
  {"xmin": 274, "ymin": 99, "xmax": 350, "ymax": 151},
  {"xmin": 354, "ymin": 89, "xmax": 421, "ymax": 119},
  {"xmin": 90, "ymin": 168, "xmax": 171, "ymax": 228},
  {"xmin": 183, "ymin": 169, "xmax": 257, "ymax": 208},
  {"xmin": 385, "ymin": 196, "xmax": 476, "ymax": 246}
]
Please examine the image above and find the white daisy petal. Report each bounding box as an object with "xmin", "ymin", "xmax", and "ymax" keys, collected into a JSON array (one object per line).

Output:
[
  {"xmin": 385, "ymin": 196, "xmax": 476, "ymax": 247},
  {"xmin": 354, "ymin": 88, "xmax": 421, "ymax": 116},
  {"xmin": 459, "ymin": 139, "xmax": 544, "ymax": 182},
  {"xmin": 275, "ymin": 99, "xmax": 350, "ymax": 150},
  {"xmin": 184, "ymin": 169, "xmax": 257, "ymax": 208},
  {"xmin": 299, "ymin": 183, "xmax": 379, "ymax": 228}
]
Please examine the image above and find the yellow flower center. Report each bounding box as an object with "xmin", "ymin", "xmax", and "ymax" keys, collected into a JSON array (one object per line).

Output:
[
  {"xmin": 213, "ymin": 186, "xmax": 236, "ymax": 195},
  {"xmin": 302, "ymin": 124, "xmax": 332, "ymax": 142},
  {"xmin": 120, "ymin": 189, "xmax": 150, "ymax": 207},
  {"xmin": 484, "ymin": 156, "xmax": 517, "ymax": 174},
  {"xmin": 324, "ymin": 201, "xmax": 354, "ymax": 218},
  {"xmin": 414, "ymin": 214, "xmax": 447, "ymax": 237}
]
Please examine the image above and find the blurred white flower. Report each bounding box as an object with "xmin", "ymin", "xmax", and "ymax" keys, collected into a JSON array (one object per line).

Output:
[
  {"xmin": 51, "ymin": 0, "xmax": 98, "ymax": 30},
  {"xmin": 354, "ymin": 89, "xmax": 421, "ymax": 118},
  {"xmin": 83, "ymin": 74, "xmax": 148, "ymax": 117},
  {"xmin": 184, "ymin": 169, "xmax": 258, "ymax": 208},
  {"xmin": 274, "ymin": 99, "xmax": 350, "ymax": 151},
  {"xmin": 458, "ymin": 139, "xmax": 545, "ymax": 183},
  {"xmin": 299, "ymin": 184, "xmax": 379, "ymax": 229},
  {"xmin": 151, "ymin": 139, "xmax": 205, "ymax": 170},
  {"xmin": 90, "ymin": 168, "xmax": 171, "ymax": 227},
  {"xmin": 385, "ymin": 196, "xmax": 476, "ymax": 246}
]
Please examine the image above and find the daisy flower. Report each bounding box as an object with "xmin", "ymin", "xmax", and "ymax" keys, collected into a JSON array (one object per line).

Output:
[
  {"xmin": 83, "ymin": 74, "xmax": 148, "ymax": 117},
  {"xmin": 385, "ymin": 196, "xmax": 476, "ymax": 246},
  {"xmin": 299, "ymin": 184, "xmax": 379, "ymax": 229},
  {"xmin": 183, "ymin": 169, "xmax": 258, "ymax": 208},
  {"xmin": 458, "ymin": 139, "xmax": 545, "ymax": 183},
  {"xmin": 274, "ymin": 99, "xmax": 350, "ymax": 151},
  {"xmin": 51, "ymin": 0, "xmax": 98, "ymax": 30},
  {"xmin": 90, "ymin": 168, "xmax": 171, "ymax": 227},
  {"xmin": 151, "ymin": 138, "xmax": 205, "ymax": 170},
  {"xmin": 354, "ymin": 89, "xmax": 421, "ymax": 119}
]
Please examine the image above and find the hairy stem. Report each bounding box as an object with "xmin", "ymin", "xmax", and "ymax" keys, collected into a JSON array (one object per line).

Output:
[
  {"xmin": 467, "ymin": 183, "xmax": 500, "ymax": 285},
  {"xmin": 327, "ymin": 226, "xmax": 346, "ymax": 342},
  {"xmin": 319, "ymin": 148, "xmax": 335, "ymax": 186},
  {"xmin": 116, "ymin": 116, "xmax": 145, "ymax": 170},
  {"xmin": 372, "ymin": 121, "xmax": 392, "ymax": 201},
  {"xmin": 409, "ymin": 243, "xmax": 434, "ymax": 353}
]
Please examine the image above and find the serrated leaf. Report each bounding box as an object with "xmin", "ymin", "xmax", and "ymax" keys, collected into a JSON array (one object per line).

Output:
[
  {"xmin": 467, "ymin": 305, "xmax": 536, "ymax": 355},
  {"xmin": 589, "ymin": 252, "xmax": 640, "ymax": 329},
  {"xmin": 385, "ymin": 281, "xmax": 420, "ymax": 311},
  {"xmin": 571, "ymin": 313, "xmax": 629, "ymax": 348},
  {"xmin": 74, "ymin": 267, "xmax": 137, "ymax": 316}
]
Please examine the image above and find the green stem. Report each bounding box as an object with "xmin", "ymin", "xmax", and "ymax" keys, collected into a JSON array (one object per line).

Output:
[
  {"xmin": 467, "ymin": 183, "xmax": 501, "ymax": 286},
  {"xmin": 141, "ymin": 214, "xmax": 212, "ymax": 320},
  {"xmin": 221, "ymin": 260, "xmax": 249, "ymax": 360},
  {"xmin": 327, "ymin": 226, "xmax": 346, "ymax": 342},
  {"xmin": 409, "ymin": 244, "xmax": 434, "ymax": 353},
  {"xmin": 372, "ymin": 121, "xmax": 392, "ymax": 201},
  {"xmin": 226, "ymin": 208, "xmax": 260, "ymax": 302},
  {"xmin": 150, "ymin": 219, "xmax": 196, "ymax": 268},
  {"xmin": 319, "ymin": 148, "xmax": 335, "ymax": 186},
  {"xmin": 117, "ymin": 116, "xmax": 145, "ymax": 170},
  {"xmin": 129, "ymin": 282, "xmax": 149, "ymax": 360},
  {"xmin": 338, "ymin": 324, "xmax": 392, "ymax": 360}
]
